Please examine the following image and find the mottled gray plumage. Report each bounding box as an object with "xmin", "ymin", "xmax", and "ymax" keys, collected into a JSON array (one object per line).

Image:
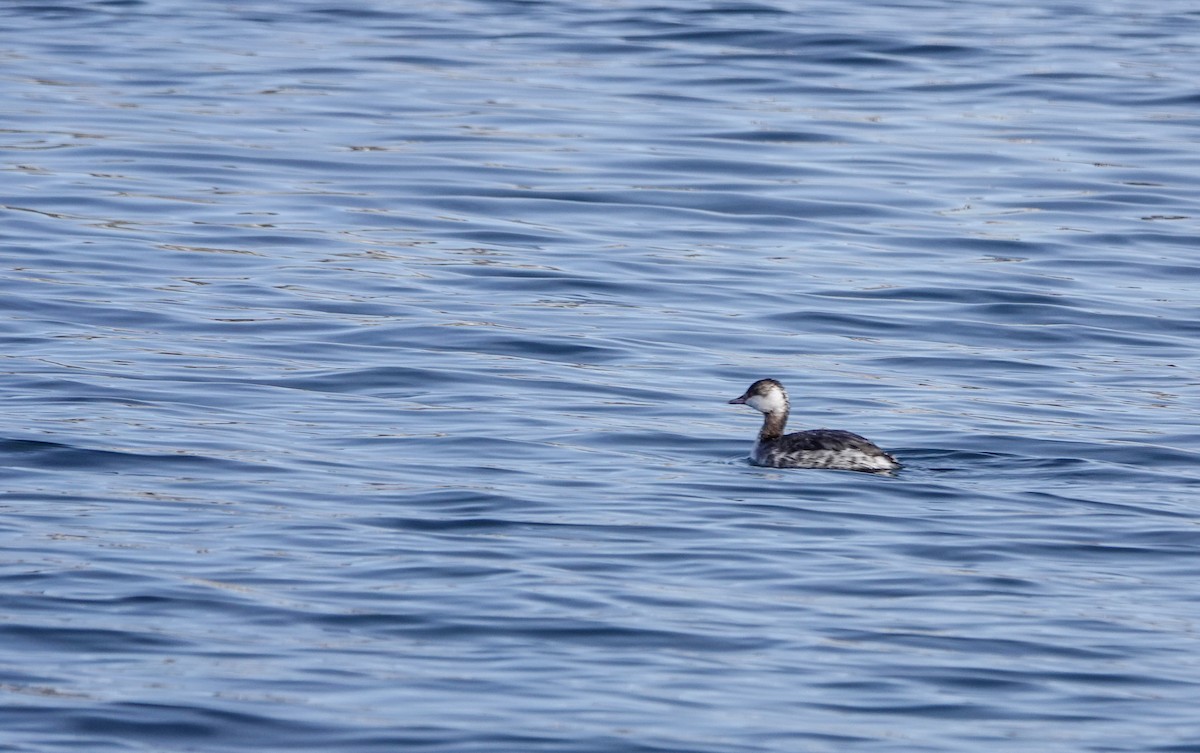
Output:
[{"xmin": 729, "ymin": 378, "xmax": 899, "ymax": 473}]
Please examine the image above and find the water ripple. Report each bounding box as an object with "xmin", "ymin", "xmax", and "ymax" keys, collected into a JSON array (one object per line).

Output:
[{"xmin": 3, "ymin": 0, "xmax": 1200, "ymax": 751}]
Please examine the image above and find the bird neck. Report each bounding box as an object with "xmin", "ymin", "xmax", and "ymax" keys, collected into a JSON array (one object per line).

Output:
[{"xmin": 758, "ymin": 409, "xmax": 788, "ymax": 442}]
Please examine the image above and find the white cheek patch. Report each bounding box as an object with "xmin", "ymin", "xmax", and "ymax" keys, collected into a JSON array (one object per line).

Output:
[{"xmin": 748, "ymin": 391, "xmax": 785, "ymax": 413}]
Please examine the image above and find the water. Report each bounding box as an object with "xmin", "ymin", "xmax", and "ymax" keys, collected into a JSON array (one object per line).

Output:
[{"xmin": 3, "ymin": 1, "xmax": 1200, "ymax": 750}]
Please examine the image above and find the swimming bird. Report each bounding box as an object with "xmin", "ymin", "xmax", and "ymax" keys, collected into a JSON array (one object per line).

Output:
[{"xmin": 729, "ymin": 378, "xmax": 899, "ymax": 472}]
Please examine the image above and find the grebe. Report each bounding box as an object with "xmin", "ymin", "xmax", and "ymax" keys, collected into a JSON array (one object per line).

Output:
[{"xmin": 729, "ymin": 378, "xmax": 899, "ymax": 473}]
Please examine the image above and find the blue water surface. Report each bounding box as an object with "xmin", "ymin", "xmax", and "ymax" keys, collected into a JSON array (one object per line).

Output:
[{"xmin": 3, "ymin": 1, "xmax": 1200, "ymax": 751}]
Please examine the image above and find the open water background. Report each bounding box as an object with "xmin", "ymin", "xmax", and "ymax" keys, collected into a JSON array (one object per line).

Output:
[{"xmin": 3, "ymin": 1, "xmax": 1200, "ymax": 751}]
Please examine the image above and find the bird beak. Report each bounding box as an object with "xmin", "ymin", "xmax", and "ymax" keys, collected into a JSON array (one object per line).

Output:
[{"xmin": 728, "ymin": 396, "xmax": 747, "ymax": 405}]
